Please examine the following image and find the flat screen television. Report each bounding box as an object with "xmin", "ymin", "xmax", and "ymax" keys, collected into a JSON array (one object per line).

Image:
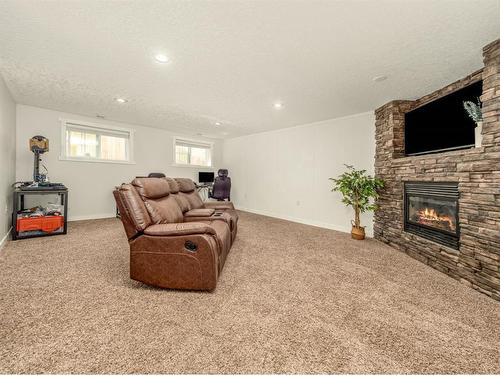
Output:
[
  {"xmin": 404, "ymin": 80, "xmax": 482, "ymax": 156},
  {"xmin": 198, "ymin": 172, "xmax": 214, "ymax": 183}
]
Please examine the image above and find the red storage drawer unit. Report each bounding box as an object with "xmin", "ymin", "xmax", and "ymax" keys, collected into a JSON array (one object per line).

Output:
[{"xmin": 17, "ymin": 216, "xmax": 64, "ymax": 233}]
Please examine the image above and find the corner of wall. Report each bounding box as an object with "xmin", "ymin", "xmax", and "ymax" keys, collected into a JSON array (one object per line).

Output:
[{"xmin": 0, "ymin": 73, "xmax": 17, "ymax": 250}]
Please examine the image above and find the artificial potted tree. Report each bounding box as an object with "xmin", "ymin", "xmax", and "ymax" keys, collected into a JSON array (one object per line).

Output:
[
  {"xmin": 330, "ymin": 165, "xmax": 384, "ymax": 240},
  {"xmin": 463, "ymin": 99, "xmax": 483, "ymax": 148}
]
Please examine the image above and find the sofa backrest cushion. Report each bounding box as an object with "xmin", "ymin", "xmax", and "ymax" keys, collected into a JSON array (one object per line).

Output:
[
  {"xmin": 132, "ymin": 177, "xmax": 183, "ymax": 224},
  {"xmin": 165, "ymin": 177, "xmax": 191, "ymax": 213},
  {"xmin": 175, "ymin": 178, "xmax": 196, "ymax": 193},
  {"xmin": 180, "ymin": 191, "xmax": 204, "ymax": 210},
  {"xmin": 175, "ymin": 178, "xmax": 204, "ymax": 210},
  {"xmin": 132, "ymin": 177, "xmax": 170, "ymax": 199},
  {"xmin": 174, "ymin": 195, "xmax": 191, "ymax": 213},
  {"xmin": 165, "ymin": 177, "xmax": 180, "ymax": 194}
]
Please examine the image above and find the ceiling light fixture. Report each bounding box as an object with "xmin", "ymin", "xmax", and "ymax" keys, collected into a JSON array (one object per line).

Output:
[
  {"xmin": 215, "ymin": 122, "xmax": 222, "ymax": 126},
  {"xmin": 373, "ymin": 75, "xmax": 388, "ymax": 82},
  {"xmin": 273, "ymin": 102, "xmax": 284, "ymax": 109},
  {"xmin": 154, "ymin": 54, "xmax": 169, "ymax": 63},
  {"xmin": 115, "ymin": 98, "xmax": 128, "ymax": 104}
]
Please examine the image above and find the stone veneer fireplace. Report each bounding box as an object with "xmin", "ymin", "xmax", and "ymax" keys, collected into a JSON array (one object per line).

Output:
[{"xmin": 374, "ymin": 39, "xmax": 500, "ymax": 301}]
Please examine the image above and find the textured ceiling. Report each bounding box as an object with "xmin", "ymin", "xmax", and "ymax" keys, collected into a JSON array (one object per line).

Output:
[{"xmin": 0, "ymin": 1, "xmax": 499, "ymax": 138}]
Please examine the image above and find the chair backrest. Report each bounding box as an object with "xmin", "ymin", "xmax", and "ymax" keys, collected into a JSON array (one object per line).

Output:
[
  {"xmin": 175, "ymin": 178, "xmax": 204, "ymax": 210},
  {"xmin": 218, "ymin": 169, "xmax": 228, "ymax": 179},
  {"xmin": 212, "ymin": 169, "xmax": 231, "ymax": 200}
]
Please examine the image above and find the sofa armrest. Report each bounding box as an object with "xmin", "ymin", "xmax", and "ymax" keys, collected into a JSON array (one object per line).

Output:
[
  {"xmin": 203, "ymin": 201, "xmax": 235, "ymax": 210},
  {"xmin": 184, "ymin": 208, "xmax": 215, "ymax": 217},
  {"xmin": 144, "ymin": 223, "xmax": 216, "ymax": 236}
]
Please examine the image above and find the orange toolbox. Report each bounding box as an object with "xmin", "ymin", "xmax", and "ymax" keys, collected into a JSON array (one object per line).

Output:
[{"xmin": 16, "ymin": 216, "xmax": 64, "ymax": 233}]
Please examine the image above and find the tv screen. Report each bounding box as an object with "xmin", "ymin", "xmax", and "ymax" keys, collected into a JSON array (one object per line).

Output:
[
  {"xmin": 404, "ymin": 81, "xmax": 482, "ymax": 156},
  {"xmin": 198, "ymin": 172, "xmax": 214, "ymax": 183}
]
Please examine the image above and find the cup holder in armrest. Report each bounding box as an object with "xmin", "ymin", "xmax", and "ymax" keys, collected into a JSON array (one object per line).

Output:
[{"xmin": 213, "ymin": 213, "xmax": 223, "ymax": 217}]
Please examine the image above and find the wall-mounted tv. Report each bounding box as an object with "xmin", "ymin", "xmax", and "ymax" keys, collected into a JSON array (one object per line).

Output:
[{"xmin": 404, "ymin": 80, "xmax": 482, "ymax": 156}]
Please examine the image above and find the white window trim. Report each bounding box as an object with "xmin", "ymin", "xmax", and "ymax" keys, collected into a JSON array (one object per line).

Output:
[
  {"xmin": 59, "ymin": 118, "xmax": 135, "ymax": 164},
  {"xmin": 172, "ymin": 136, "xmax": 214, "ymax": 168}
]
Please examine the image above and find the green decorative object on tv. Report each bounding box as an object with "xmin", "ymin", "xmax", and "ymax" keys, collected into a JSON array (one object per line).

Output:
[
  {"xmin": 463, "ymin": 99, "xmax": 483, "ymax": 147},
  {"xmin": 330, "ymin": 165, "xmax": 384, "ymax": 240}
]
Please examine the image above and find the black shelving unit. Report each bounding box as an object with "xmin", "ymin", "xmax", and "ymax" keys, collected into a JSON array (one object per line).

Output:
[{"xmin": 12, "ymin": 187, "xmax": 68, "ymax": 240}]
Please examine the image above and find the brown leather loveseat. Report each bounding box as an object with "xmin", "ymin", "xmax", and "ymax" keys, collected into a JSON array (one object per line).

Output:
[{"xmin": 114, "ymin": 177, "xmax": 238, "ymax": 291}]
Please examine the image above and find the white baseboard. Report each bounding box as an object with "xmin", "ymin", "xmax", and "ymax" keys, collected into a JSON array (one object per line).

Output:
[
  {"xmin": 0, "ymin": 227, "xmax": 12, "ymax": 252},
  {"xmin": 237, "ymin": 206, "xmax": 374, "ymax": 237},
  {"xmin": 68, "ymin": 213, "xmax": 116, "ymax": 222}
]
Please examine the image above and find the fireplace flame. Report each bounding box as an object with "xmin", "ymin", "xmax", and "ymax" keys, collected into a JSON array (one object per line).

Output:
[{"xmin": 418, "ymin": 207, "xmax": 456, "ymax": 232}]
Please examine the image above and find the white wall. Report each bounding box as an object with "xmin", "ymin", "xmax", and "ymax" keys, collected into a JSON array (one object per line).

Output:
[
  {"xmin": 0, "ymin": 75, "xmax": 16, "ymax": 247},
  {"xmin": 16, "ymin": 105, "xmax": 223, "ymax": 220},
  {"xmin": 223, "ymin": 112, "xmax": 376, "ymax": 236}
]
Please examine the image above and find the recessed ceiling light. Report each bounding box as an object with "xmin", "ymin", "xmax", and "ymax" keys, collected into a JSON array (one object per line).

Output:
[
  {"xmin": 154, "ymin": 54, "xmax": 169, "ymax": 63},
  {"xmin": 274, "ymin": 102, "xmax": 284, "ymax": 109},
  {"xmin": 373, "ymin": 75, "xmax": 388, "ymax": 82},
  {"xmin": 115, "ymin": 98, "xmax": 128, "ymax": 104},
  {"xmin": 215, "ymin": 122, "xmax": 222, "ymax": 126}
]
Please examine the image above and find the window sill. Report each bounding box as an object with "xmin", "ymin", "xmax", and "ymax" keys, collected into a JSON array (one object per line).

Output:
[
  {"xmin": 59, "ymin": 156, "xmax": 136, "ymax": 165},
  {"xmin": 171, "ymin": 163, "xmax": 214, "ymax": 169}
]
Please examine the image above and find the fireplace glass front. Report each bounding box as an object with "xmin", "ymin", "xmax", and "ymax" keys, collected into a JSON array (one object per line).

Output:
[{"xmin": 404, "ymin": 182, "xmax": 459, "ymax": 249}]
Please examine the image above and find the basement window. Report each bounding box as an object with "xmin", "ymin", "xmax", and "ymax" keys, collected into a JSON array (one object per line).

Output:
[
  {"xmin": 174, "ymin": 137, "xmax": 213, "ymax": 167},
  {"xmin": 60, "ymin": 120, "xmax": 134, "ymax": 163}
]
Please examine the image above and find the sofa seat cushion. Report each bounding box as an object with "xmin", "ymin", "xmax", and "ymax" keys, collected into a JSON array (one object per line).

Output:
[
  {"xmin": 144, "ymin": 223, "xmax": 216, "ymax": 236},
  {"xmin": 184, "ymin": 208, "xmax": 215, "ymax": 217}
]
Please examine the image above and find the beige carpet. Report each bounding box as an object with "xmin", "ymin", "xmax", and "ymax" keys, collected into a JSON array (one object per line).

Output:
[{"xmin": 0, "ymin": 211, "xmax": 499, "ymax": 374}]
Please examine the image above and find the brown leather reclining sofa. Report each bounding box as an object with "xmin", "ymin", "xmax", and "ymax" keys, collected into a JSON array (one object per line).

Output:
[{"xmin": 113, "ymin": 177, "xmax": 238, "ymax": 291}]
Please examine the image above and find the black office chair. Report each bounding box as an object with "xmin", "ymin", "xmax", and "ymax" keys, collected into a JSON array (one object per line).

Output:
[{"xmin": 210, "ymin": 169, "xmax": 231, "ymax": 201}]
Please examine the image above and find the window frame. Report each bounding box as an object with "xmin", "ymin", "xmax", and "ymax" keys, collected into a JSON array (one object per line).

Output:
[
  {"xmin": 59, "ymin": 119, "xmax": 135, "ymax": 164},
  {"xmin": 172, "ymin": 137, "xmax": 214, "ymax": 168}
]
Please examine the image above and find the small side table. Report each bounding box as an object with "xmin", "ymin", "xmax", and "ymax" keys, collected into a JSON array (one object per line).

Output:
[{"xmin": 12, "ymin": 187, "xmax": 68, "ymax": 240}]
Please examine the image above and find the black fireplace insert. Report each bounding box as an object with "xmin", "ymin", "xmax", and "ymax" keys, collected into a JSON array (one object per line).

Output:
[{"xmin": 404, "ymin": 182, "xmax": 460, "ymax": 249}]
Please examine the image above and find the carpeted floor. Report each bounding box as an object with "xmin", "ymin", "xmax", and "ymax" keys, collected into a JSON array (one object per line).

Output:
[{"xmin": 0, "ymin": 211, "xmax": 499, "ymax": 374}]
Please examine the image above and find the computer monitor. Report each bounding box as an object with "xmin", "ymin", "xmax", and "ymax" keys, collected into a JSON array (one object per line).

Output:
[{"xmin": 198, "ymin": 172, "xmax": 214, "ymax": 183}]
